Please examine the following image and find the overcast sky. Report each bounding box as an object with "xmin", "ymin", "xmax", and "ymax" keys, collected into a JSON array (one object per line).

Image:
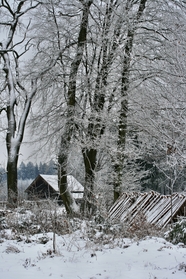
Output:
[
  {"xmin": 0, "ymin": 139, "xmax": 36, "ymax": 168},
  {"xmin": 0, "ymin": 126, "xmax": 50, "ymax": 168}
]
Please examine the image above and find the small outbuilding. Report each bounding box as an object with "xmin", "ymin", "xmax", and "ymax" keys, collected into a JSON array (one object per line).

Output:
[
  {"xmin": 108, "ymin": 191, "xmax": 186, "ymax": 227},
  {"xmin": 25, "ymin": 174, "xmax": 84, "ymax": 202}
]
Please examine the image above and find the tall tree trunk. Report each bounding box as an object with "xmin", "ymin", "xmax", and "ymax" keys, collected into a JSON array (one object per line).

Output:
[
  {"xmin": 58, "ymin": 136, "xmax": 78, "ymax": 215},
  {"xmin": 6, "ymin": 152, "xmax": 19, "ymax": 206},
  {"xmin": 5, "ymin": 85, "xmax": 37, "ymax": 206},
  {"xmin": 81, "ymin": 0, "xmax": 123, "ymax": 215},
  {"xmin": 113, "ymin": 0, "xmax": 147, "ymax": 201},
  {"xmin": 0, "ymin": 1, "xmax": 40, "ymax": 206},
  {"xmin": 81, "ymin": 148, "xmax": 97, "ymax": 215},
  {"xmin": 58, "ymin": 0, "xmax": 92, "ymax": 214}
]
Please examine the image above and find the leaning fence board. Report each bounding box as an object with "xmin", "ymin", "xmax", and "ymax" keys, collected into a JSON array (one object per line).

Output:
[{"xmin": 108, "ymin": 191, "xmax": 186, "ymax": 227}]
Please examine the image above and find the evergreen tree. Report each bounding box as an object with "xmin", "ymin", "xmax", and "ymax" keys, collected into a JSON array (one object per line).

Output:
[
  {"xmin": 34, "ymin": 164, "xmax": 39, "ymax": 177},
  {"xmin": 0, "ymin": 167, "xmax": 6, "ymax": 182},
  {"xmin": 26, "ymin": 162, "xmax": 35, "ymax": 179},
  {"xmin": 47, "ymin": 159, "xmax": 56, "ymax": 175},
  {"xmin": 18, "ymin": 162, "xmax": 27, "ymax": 180},
  {"xmin": 39, "ymin": 162, "xmax": 48, "ymax": 174}
]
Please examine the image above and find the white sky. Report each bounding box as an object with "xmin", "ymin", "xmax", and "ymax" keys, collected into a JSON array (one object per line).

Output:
[
  {"xmin": 0, "ymin": 139, "xmax": 36, "ymax": 168},
  {"xmin": 0, "ymin": 124, "xmax": 48, "ymax": 167}
]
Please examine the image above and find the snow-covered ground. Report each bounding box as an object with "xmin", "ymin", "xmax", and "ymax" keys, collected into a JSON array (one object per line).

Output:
[{"xmin": 0, "ymin": 230, "xmax": 186, "ymax": 279}]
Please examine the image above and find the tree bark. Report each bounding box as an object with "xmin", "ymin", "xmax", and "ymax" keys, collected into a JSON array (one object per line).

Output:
[
  {"xmin": 81, "ymin": 0, "xmax": 124, "ymax": 214},
  {"xmin": 58, "ymin": 139, "xmax": 78, "ymax": 215},
  {"xmin": 113, "ymin": 0, "xmax": 147, "ymax": 201},
  {"xmin": 58, "ymin": 0, "xmax": 92, "ymax": 214},
  {"xmin": 81, "ymin": 148, "xmax": 97, "ymax": 215},
  {"xmin": 0, "ymin": 0, "xmax": 40, "ymax": 206},
  {"xmin": 6, "ymin": 157, "xmax": 19, "ymax": 206},
  {"xmin": 5, "ymin": 82, "xmax": 37, "ymax": 205}
]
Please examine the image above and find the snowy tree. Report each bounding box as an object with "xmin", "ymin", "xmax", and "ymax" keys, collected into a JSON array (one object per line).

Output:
[
  {"xmin": 0, "ymin": 0, "xmax": 61, "ymax": 205},
  {"xmin": 104, "ymin": 0, "xmax": 148, "ymax": 201},
  {"xmin": 126, "ymin": 0, "xmax": 186, "ymax": 195},
  {"xmin": 30, "ymin": 0, "xmax": 93, "ymax": 214},
  {"xmin": 57, "ymin": 0, "xmax": 93, "ymax": 215},
  {"xmin": 27, "ymin": 0, "xmax": 186, "ymax": 215},
  {"xmin": 79, "ymin": 0, "xmax": 127, "ymax": 214},
  {"xmin": 0, "ymin": 0, "xmax": 42, "ymax": 205},
  {"xmin": 104, "ymin": 0, "xmax": 186, "ymax": 200},
  {"xmin": 32, "ymin": 0, "xmax": 135, "ymax": 214}
]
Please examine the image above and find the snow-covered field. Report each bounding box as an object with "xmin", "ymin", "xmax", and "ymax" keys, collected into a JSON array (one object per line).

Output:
[{"xmin": 0, "ymin": 230, "xmax": 186, "ymax": 279}]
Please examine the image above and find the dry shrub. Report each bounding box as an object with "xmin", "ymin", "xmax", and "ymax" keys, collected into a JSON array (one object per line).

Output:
[
  {"xmin": 5, "ymin": 244, "xmax": 21, "ymax": 254},
  {"xmin": 0, "ymin": 201, "xmax": 74, "ymax": 238},
  {"xmin": 127, "ymin": 212, "xmax": 162, "ymax": 239}
]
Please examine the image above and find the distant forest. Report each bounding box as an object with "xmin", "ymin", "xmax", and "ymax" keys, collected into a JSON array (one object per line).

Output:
[{"xmin": 0, "ymin": 160, "xmax": 57, "ymax": 182}]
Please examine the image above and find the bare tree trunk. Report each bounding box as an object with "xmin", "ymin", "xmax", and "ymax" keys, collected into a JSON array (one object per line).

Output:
[
  {"xmin": 6, "ymin": 151, "xmax": 18, "ymax": 204},
  {"xmin": 58, "ymin": 0, "xmax": 92, "ymax": 214},
  {"xmin": 80, "ymin": 0, "xmax": 124, "ymax": 214},
  {"xmin": 0, "ymin": 1, "xmax": 40, "ymax": 206},
  {"xmin": 81, "ymin": 148, "xmax": 97, "ymax": 215},
  {"xmin": 5, "ymin": 78, "xmax": 37, "ymax": 205},
  {"xmin": 113, "ymin": 0, "xmax": 147, "ymax": 201},
  {"xmin": 6, "ymin": 157, "xmax": 19, "ymax": 206},
  {"xmin": 58, "ymin": 138, "xmax": 78, "ymax": 215}
]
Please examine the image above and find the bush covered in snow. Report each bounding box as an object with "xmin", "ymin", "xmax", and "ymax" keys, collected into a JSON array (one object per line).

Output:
[
  {"xmin": 165, "ymin": 217, "xmax": 186, "ymax": 245},
  {"xmin": 0, "ymin": 201, "xmax": 164, "ymax": 244}
]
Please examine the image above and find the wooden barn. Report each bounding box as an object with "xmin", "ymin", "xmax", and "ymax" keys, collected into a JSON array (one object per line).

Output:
[
  {"xmin": 108, "ymin": 191, "xmax": 186, "ymax": 227},
  {"xmin": 25, "ymin": 174, "xmax": 84, "ymax": 201}
]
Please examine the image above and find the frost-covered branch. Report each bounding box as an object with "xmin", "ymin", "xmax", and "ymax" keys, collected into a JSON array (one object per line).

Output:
[{"xmin": 0, "ymin": 0, "xmax": 42, "ymax": 205}]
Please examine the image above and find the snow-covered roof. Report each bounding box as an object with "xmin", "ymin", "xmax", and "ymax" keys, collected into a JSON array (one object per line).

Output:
[
  {"xmin": 108, "ymin": 191, "xmax": 186, "ymax": 227},
  {"xmin": 29, "ymin": 174, "xmax": 84, "ymax": 199},
  {"xmin": 40, "ymin": 174, "xmax": 83, "ymax": 191},
  {"xmin": 39, "ymin": 175, "xmax": 59, "ymax": 191}
]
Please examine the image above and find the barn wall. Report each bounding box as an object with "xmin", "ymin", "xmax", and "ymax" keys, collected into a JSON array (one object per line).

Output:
[{"xmin": 26, "ymin": 176, "xmax": 58, "ymax": 200}]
